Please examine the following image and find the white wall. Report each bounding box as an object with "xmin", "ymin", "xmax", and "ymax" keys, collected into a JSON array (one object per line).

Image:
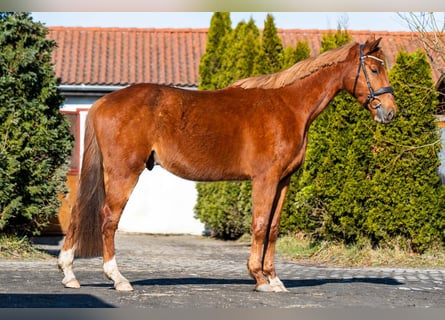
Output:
[
  {"xmin": 118, "ymin": 167, "xmax": 204, "ymax": 234},
  {"xmin": 62, "ymin": 98, "xmax": 204, "ymax": 235},
  {"xmin": 438, "ymin": 122, "xmax": 445, "ymax": 184}
]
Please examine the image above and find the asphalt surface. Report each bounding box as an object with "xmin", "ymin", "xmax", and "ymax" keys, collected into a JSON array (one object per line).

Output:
[{"xmin": 1, "ymin": 233, "xmax": 445, "ymax": 308}]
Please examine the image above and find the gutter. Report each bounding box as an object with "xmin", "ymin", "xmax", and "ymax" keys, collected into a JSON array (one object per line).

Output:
[{"xmin": 58, "ymin": 84, "xmax": 128, "ymax": 97}]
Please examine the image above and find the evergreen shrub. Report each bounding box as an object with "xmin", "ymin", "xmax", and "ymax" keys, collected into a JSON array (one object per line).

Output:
[{"xmin": 0, "ymin": 13, "xmax": 73, "ymax": 236}]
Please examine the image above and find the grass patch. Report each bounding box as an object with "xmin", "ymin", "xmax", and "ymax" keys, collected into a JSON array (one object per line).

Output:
[
  {"xmin": 276, "ymin": 235, "xmax": 445, "ymax": 269},
  {"xmin": 0, "ymin": 235, "xmax": 51, "ymax": 260}
]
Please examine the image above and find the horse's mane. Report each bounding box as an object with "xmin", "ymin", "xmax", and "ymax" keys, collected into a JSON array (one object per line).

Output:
[{"xmin": 232, "ymin": 42, "xmax": 357, "ymax": 90}]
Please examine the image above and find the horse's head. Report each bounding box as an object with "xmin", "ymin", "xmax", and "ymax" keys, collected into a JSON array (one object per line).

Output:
[{"xmin": 346, "ymin": 38, "xmax": 397, "ymax": 124}]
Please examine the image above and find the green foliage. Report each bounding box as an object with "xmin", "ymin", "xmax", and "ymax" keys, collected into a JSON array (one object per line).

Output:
[
  {"xmin": 311, "ymin": 93, "xmax": 375, "ymax": 242},
  {"xmin": 282, "ymin": 41, "xmax": 311, "ymax": 69},
  {"xmin": 0, "ymin": 13, "xmax": 73, "ymax": 236},
  {"xmin": 282, "ymin": 33, "xmax": 445, "ymax": 252},
  {"xmin": 0, "ymin": 12, "xmax": 13, "ymax": 21},
  {"xmin": 365, "ymin": 50, "xmax": 445, "ymax": 252},
  {"xmin": 0, "ymin": 234, "xmax": 49, "ymax": 259},
  {"xmin": 195, "ymin": 182, "xmax": 251, "ymax": 239},
  {"xmin": 254, "ymin": 14, "xmax": 283, "ymax": 74},
  {"xmin": 320, "ymin": 25, "xmax": 352, "ymax": 53},
  {"xmin": 216, "ymin": 19, "xmax": 262, "ymax": 88},
  {"xmin": 198, "ymin": 12, "xmax": 232, "ymax": 90}
]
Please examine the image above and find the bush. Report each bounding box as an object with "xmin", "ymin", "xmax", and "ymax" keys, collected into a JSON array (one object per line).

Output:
[
  {"xmin": 195, "ymin": 182, "xmax": 251, "ymax": 239},
  {"xmin": 364, "ymin": 50, "xmax": 445, "ymax": 252},
  {"xmin": 286, "ymin": 48, "xmax": 445, "ymax": 252},
  {"xmin": 0, "ymin": 13, "xmax": 73, "ymax": 236}
]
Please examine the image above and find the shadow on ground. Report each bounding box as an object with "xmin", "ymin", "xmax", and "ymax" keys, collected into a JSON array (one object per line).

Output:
[
  {"xmin": 130, "ymin": 276, "xmax": 402, "ymax": 288},
  {"xmin": 0, "ymin": 293, "xmax": 114, "ymax": 308},
  {"xmin": 31, "ymin": 236, "xmax": 64, "ymax": 257}
]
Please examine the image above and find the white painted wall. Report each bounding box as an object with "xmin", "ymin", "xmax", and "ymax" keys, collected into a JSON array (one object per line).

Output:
[
  {"xmin": 62, "ymin": 99, "xmax": 204, "ymax": 235},
  {"xmin": 118, "ymin": 167, "xmax": 204, "ymax": 234},
  {"xmin": 438, "ymin": 123, "xmax": 445, "ymax": 184}
]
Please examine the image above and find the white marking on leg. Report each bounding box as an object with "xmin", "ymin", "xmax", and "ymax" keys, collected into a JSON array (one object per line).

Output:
[
  {"xmin": 58, "ymin": 248, "xmax": 80, "ymax": 288},
  {"xmin": 268, "ymin": 276, "xmax": 289, "ymax": 292},
  {"xmin": 103, "ymin": 256, "xmax": 133, "ymax": 291}
]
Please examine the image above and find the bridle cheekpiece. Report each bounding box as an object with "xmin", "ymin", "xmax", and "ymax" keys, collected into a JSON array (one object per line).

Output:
[{"xmin": 352, "ymin": 44, "xmax": 394, "ymax": 110}]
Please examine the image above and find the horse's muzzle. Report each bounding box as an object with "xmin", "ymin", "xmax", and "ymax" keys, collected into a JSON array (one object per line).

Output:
[{"xmin": 375, "ymin": 106, "xmax": 395, "ymax": 124}]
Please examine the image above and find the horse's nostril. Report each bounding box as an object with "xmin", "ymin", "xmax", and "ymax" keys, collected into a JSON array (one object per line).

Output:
[{"xmin": 386, "ymin": 110, "xmax": 394, "ymax": 122}]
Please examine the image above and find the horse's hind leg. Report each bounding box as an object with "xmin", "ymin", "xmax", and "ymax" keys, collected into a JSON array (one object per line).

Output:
[
  {"xmin": 101, "ymin": 166, "xmax": 143, "ymax": 291},
  {"xmin": 58, "ymin": 214, "xmax": 80, "ymax": 289}
]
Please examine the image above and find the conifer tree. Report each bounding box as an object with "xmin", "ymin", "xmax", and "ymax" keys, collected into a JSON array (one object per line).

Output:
[
  {"xmin": 365, "ymin": 50, "xmax": 445, "ymax": 251},
  {"xmin": 0, "ymin": 13, "xmax": 73, "ymax": 236},
  {"xmin": 217, "ymin": 19, "xmax": 262, "ymax": 88},
  {"xmin": 282, "ymin": 41, "xmax": 310, "ymax": 69},
  {"xmin": 196, "ymin": 16, "xmax": 445, "ymax": 249},
  {"xmin": 195, "ymin": 16, "xmax": 257, "ymax": 238},
  {"xmin": 320, "ymin": 27, "xmax": 351, "ymax": 52},
  {"xmin": 198, "ymin": 12, "xmax": 232, "ymax": 90},
  {"xmin": 255, "ymin": 14, "xmax": 283, "ymax": 74}
]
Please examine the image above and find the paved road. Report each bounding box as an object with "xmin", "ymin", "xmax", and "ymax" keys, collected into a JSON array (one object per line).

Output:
[{"xmin": 1, "ymin": 233, "xmax": 445, "ymax": 308}]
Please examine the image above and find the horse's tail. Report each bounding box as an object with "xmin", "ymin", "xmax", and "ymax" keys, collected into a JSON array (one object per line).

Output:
[{"xmin": 71, "ymin": 111, "xmax": 104, "ymax": 257}]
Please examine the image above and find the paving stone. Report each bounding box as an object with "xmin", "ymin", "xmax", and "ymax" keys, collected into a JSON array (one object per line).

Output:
[{"xmin": 1, "ymin": 233, "xmax": 445, "ymax": 308}]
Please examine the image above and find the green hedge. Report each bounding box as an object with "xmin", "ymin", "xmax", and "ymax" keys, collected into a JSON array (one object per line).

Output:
[
  {"xmin": 0, "ymin": 13, "xmax": 73, "ymax": 236},
  {"xmin": 281, "ymin": 50, "xmax": 445, "ymax": 252}
]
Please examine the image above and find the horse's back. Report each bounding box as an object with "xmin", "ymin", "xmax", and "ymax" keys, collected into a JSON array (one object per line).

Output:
[{"xmin": 87, "ymin": 83, "xmax": 304, "ymax": 182}]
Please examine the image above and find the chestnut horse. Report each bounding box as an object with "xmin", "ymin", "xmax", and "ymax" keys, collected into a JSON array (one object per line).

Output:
[{"xmin": 58, "ymin": 38, "xmax": 396, "ymax": 292}]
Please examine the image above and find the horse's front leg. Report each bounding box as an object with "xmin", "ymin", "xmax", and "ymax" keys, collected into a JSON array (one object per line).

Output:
[
  {"xmin": 248, "ymin": 174, "xmax": 280, "ymax": 292},
  {"xmin": 262, "ymin": 176, "xmax": 291, "ymax": 292}
]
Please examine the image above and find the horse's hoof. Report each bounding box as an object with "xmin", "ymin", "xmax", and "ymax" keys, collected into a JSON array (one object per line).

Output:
[
  {"xmin": 269, "ymin": 277, "xmax": 289, "ymax": 292},
  {"xmin": 63, "ymin": 278, "xmax": 81, "ymax": 289},
  {"xmin": 115, "ymin": 281, "xmax": 134, "ymax": 292},
  {"xmin": 271, "ymin": 284, "xmax": 289, "ymax": 292},
  {"xmin": 255, "ymin": 283, "xmax": 275, "ymax": 292}
]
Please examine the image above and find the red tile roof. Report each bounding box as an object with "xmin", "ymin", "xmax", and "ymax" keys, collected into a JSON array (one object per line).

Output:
[{"xmin": 48, "ymin": 27, "xmax": 444, "ymax": 88}]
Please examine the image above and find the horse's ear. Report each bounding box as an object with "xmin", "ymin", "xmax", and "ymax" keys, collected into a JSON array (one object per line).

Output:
[{"xmin": 363, "ymin": 37, "xmax": 382, "ymax": 54}]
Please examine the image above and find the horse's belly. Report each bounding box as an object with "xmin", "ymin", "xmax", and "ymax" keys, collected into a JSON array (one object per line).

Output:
[{"xmin": 154, "ymin": 148, "xmax": 249, "ymax": 182}]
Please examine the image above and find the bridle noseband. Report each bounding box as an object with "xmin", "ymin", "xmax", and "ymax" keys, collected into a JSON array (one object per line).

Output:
[{"xmin": 352, "ymin": 44, "xmax": 394, "ymax": 110}]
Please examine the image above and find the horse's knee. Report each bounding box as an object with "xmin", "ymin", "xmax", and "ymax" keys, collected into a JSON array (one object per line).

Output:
[{"xmin": 251, "ymin": 217, "xmax": 268, "ymax": 239}]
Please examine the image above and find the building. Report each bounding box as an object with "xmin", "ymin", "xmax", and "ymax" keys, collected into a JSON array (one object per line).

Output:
[{"xmin": 46, "ymin": 27, "xmax": 445, "ymax": 234}]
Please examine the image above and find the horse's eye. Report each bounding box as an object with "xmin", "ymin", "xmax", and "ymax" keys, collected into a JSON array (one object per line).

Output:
[{"xmin": 371, "ymin": 68, "xmax": 379, "ymax": 74}]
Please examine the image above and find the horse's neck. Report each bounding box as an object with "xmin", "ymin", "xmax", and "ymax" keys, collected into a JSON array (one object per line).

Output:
[{"xmin": 285, "ymin": 62, "xmax": 346, "ymax": 125}]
